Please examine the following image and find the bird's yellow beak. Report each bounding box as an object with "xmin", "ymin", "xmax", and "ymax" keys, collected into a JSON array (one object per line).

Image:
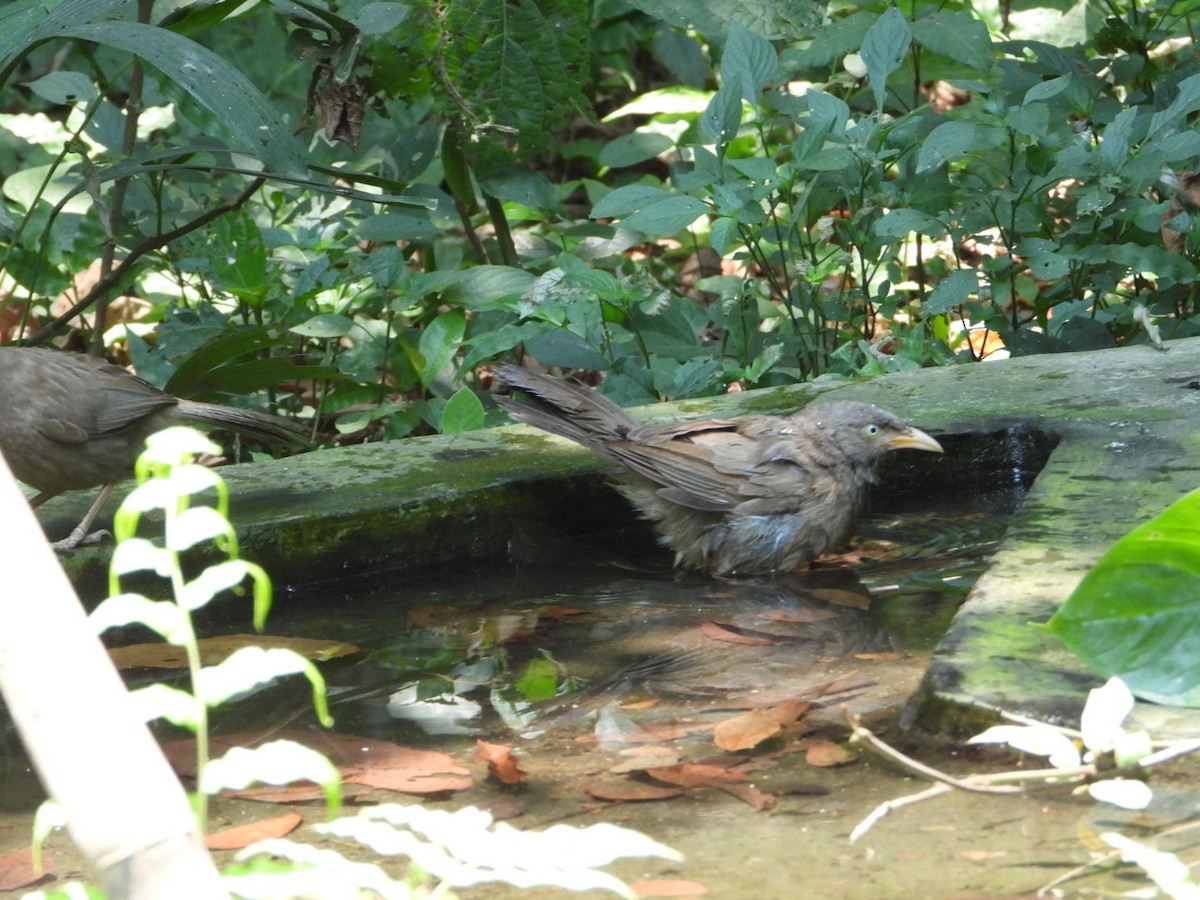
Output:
[{"xmin": 883, "ymin": 427, "xmax": 943, "ymax": 454}]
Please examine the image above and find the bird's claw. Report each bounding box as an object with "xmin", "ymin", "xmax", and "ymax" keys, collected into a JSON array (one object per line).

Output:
[{"xmin": 51, "ymin": 528, "xmax": 112, "ymax": 553}]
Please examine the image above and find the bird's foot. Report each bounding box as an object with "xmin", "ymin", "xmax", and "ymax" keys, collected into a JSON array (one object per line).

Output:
[{"xmin": 51, "ymin": 528, "xmax": 112, "ymax": 552}]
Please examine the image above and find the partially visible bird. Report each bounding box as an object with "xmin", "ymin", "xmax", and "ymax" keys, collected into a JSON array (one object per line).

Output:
[
  {"xmin": 0, "ymin": 347, "xmax": 307, "ymax": 550},
  {"xmin": 493, "ymin": 364, "xmax": 943, "ymax": 576}
]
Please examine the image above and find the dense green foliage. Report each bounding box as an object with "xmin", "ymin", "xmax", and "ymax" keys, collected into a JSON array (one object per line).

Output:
[{"xmin": 2, "ymin": 0, "xmax": 1199, "ymax": 436}]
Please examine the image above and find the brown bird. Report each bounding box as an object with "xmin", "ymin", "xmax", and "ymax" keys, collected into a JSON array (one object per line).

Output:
[
  {"xmin": 0, "ymin": 347, "xmax": 307, "ymax": 551},
  {"xmin": 493, "ymin": 364, "xmax": 944, "ymax": 576}
]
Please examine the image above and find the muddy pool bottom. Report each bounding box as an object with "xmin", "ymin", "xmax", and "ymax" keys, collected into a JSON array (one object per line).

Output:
[{"xmin": 3, "ymin": 487, "xmax": 1176, "ymax": 898}]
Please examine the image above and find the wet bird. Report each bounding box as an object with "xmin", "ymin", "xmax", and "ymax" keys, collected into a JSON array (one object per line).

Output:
[
  {"xmin": 493, "ymin": 364, "xmax": 944, "ymax": 576},
  {"xmin": 0, "ymin": 347, "xmax": 307, "ymax": 550}
]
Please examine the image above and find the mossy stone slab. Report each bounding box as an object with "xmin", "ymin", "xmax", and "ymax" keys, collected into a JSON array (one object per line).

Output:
[{"xmin": 46, "ymin": 337, "xmax": 1200, "ymax": 736}]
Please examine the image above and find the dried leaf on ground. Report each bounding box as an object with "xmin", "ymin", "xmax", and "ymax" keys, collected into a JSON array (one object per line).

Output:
[
  {"xmin": 712, "ymin": 700, "xmax": 812, "ymax": 751},
  {"xmin": 227, "ymin": 783, "xmax": 371, "ymax": 802},
  {"xmin": 584, "ymin": 781, "xmax": 685, "ymax": 802},
  {"xmin": 718, "ymin": 783, "xmax": 776, "ymax": 811},
  {"xmin": 166, "ymin": 730, "xmax": 472, "ymax": 795},
  {"xmin": 590, "ymin": 721, "xmax": 715, "ymax": 744},
  {"xmin": 207, "ymin": 812, "xmax": 302, "ymax": 850},
  {"xmin": 802, "ymin": 738, "xmax": 856, "ymax": 767},
  {"xmin": 805, "ymin": 586, "xmax": 871, "ymax": 609},
  {"xmin": 475, "ymin": 740, "xmax": 528, "ymax": 785},
  {"xmin": 0, "ymin": 848, "xmax": 49, "ymax": 891},
  {"xmin": 610, "ymin": 746, "xmax": 680, "ymax": 773},
  {"xmin": 759, "ymin": 608, "xmax": 838, "ymax": 624},
  {"xmin": 110, "ymin": 634, "xmax": 359, "ymax": 669},
  {"xmin": 645, "ymin": 763, "xmax": 750, "ymax": 788},
  {"xmin": 697, "ymin": 621, "xmax": 794, "ymax": 646},
  {"xmin": 631, "ymin": 878, "xmax": 709, "ymax": 896}
]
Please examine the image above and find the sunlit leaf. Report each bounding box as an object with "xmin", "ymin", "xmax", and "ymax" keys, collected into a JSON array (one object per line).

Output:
[
  {"xmin": 201, "ymin": 740, "xmax": 341, "ymax": 815},
  {"xmin": 130, "ymin": 682, "xmax": 202, "ymax": 729},
  {"xmin": 968, "ymin": 725, "xmax": 1081, "ymax": 769},
  {"xmin": 91, "ymin": 593, "xmax": 190, "ymax": 643},
  {"xmin": 1045, "ymin": 488, "xmax": 1200, "ymax": 706}
]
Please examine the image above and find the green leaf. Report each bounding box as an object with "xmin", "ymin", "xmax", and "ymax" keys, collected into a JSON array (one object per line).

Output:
[
  {"xmin": 130, "ymin": 683, "xmax": 203, "ymax": 729},
  {"xmin": 356, "ymin": 212, "xmax": 436, "ymax": 243},
  {"xmin": 522, "ymin": 329, "xmax": 610, "ymax": 369},
  {"xmin": 181, "ymin": 561, "xmax": 256, "ymax": 612},
  {"xmin": 623, "ymin": 0, "xmax": 819, "ymax": 39},
  {"xmin": 925, "ymin": 269, "xmax": 979, "ymax": 314},
  {"xmin": 861, "ymin": 7, "xmax": 911, "ymax": 111},
  {"xmin": 195, "ymin": 647, "xmax": 329, "ymax": 723},
  {"xmin": 91, "ymin": 593, "xmax": 190, "ymax": 643},
  {"xmin": 1023, "ymin": 74, "xmax": 1071, "ymax": 104},
  {"xmin": 353, "ymin": 1, "xmax": 411, "ymax": 34},
  {"xmin": 202, "ymin": 739, "xmax": 341, "ymax": 814},
  {"xmin": 419, "ymin": 309, "xmax": 467, "ymax": 386},
  {"xmin": 443, "ymin": 266, "xmax": 537, "ymax": 310},
  {"xmin": 910, "ymin": 12, "xmax": 993, "ymax": 70},
  {"xmin": 721, "ymin": 21, "xmax": 777, "ymax": 101},
  {"xmin": 1046, "ymin": 488, "xmax": 1200, "ymax": 706},
  {"xmin": 874, "ymin": 208, "xmax": 949, "ymax": 240},
  {"xmin": 26, "ymin": 70, "xmax": 97, "ymax": 104},
  {"xmin": 54, "ymin": 22, "xmax": 307, "ymax": 174},
  {"xmin": 433, "ymin": 0, "xmax": 590, "ymax": 173},
  {"xmin": 168, "ymin": 507, "xmax": 235, "ymax": 554},
  {"xmin": 1149, "ymin": 72, "xmax": 1200, "ymax": 135},
  {"xmin": 622, "ymin": 195, "xmax": 709, "ymax": 235},
  {"xmin": 592, "ymin": 184, "xmax": 674, "ymax": 219},
  {"xmin": 916, "ymin": 120, "xmax": 1004, "ymax": 173},
  {"xmin": 598, "ymin": 133, "xmax": 675, "ymax": 168},
  {"xmin": 602, "ymin": 86, "xmax": 713, "ymax": 121},
  {"xmin": 479, "ymin": 168, "xmax": 559, "ymax": 209},
  {"xmin": 701, "ymin": 84, "xmax": 744, "ymax": 146},
  {"xmin": 442, "ymin": 387, "xmax": 485, "ymax": 433},
  {"xmin": 786, "ymin": 12, "xmax": 874, "ymax": 68},
  {"xmin": 291, "ymin": 314, "xmax": 356, "ymax": 339}
]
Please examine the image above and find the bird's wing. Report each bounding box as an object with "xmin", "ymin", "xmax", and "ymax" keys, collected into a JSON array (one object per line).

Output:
[
  {"xmin": 611, "ymin": 417, "xmax": 828, "ymax": 515},
  {"xmin": 91, "ymin": 380, "xmax": 177, "ymax": 436}
]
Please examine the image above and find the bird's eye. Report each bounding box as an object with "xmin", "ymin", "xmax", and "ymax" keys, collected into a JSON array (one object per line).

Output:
[{"xmin": 864, "ymin": 424, "xmax": 880, "ymax": 437}]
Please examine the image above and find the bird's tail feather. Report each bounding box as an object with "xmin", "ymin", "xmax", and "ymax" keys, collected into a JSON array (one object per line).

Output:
[
  {"xmin": 493, "ymin": 364, "xmax": 638, "ymax": 451},
  {"xmin": 175, "ymin": 400, "xmax": 309, "ymax": 446}
]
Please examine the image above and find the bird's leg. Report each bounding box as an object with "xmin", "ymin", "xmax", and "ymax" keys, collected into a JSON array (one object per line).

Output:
[{"xmin": 49, "ymin": 483, "xmax": 117, "ymax": 552}]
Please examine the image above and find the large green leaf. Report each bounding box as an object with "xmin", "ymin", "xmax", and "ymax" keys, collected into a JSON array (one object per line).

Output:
[
  {"xmin": 624, "ymin": 0, "xmax": 822, "ymax": 40},
  {"xmin": 433, "ymin": 0, "xmax": 589, "ymax": 174},
  {"xmin": 1045, "ymin": 489, "xmax": 1200, "ymax": 706},
  {"xmin": 54, "ymin": 21, "xmax": 307, "ymax": 174}
]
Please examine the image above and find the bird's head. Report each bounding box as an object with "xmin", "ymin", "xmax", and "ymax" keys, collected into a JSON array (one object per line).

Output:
[{"xmin": 808, "ymin": 401, "xmax": 944, "ymax": 462}]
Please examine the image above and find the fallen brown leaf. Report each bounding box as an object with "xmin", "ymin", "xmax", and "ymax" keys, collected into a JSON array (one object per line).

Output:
[
  {"xmin": 759, "ymin": 608, "xmax": 838, "ymax": 624},
  {"xmin": 0, "ymin": 847, "xmax": 49, "ymax": 892},
  {"xmin": 225, "ymin": 782, "xmax": 371, "ymax": 803},
  {"xmin": 588, "ymin": 721, "xmax": 715, "ymax": 744},
  {"xmin": 110, "ymin": 634, "xmax": 359, "ymax": 669},
  {"xmin": 697, "ymin": 621, "xmax": 794, "ymax": 645},
  {"xmin": 712, "ymin": 701, "xmax": 812, "ymax": 752},
  {"xmin": 207, "ymin": 812, "xmax": 302, "ymax": 850},
  {"xmin": 584, "ymin": 781, "xmax": 684, "ymax": 802},
  {"xmin": 805, "ymin": 587, "xmax": 871, "ymax": 609},
  {"xmin": 802, "ymin": 738, "xmax": 856, "ymax": 767},
  {"xmin": 632, "ymin": 878, "xmax": 709, "ymax": 896},
  {"xmin": 645, "ymin": 764, "xmax": 750, "ymax": 788},
  {"xmin": 475, "ymin": 740, "xmax": 528, "ymax": 785},
  {"xmin": 718, "ymin": 783, "xmax": 776, "ymax": 811},
  {"xmin": 167, "ymin": 730, "xmax": 473, "ymax": 795}
]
